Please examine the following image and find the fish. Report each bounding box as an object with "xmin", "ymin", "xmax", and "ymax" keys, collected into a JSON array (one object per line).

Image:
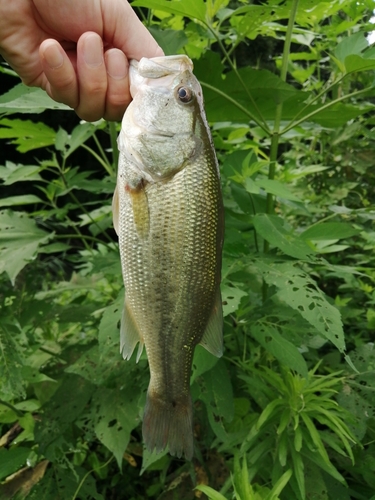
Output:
[{"xmin": 112, "ymin": 55, "xmax": 224, "ymax": 460}]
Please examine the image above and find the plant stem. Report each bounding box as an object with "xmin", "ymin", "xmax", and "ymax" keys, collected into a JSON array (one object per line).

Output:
[
  {"xmin": 109, "ymin": 121, "xmax": 119, "ymax": 174},
  {"xmin": 262, "ymin": 0, "xmax": 299, "ymax": 304},
  {"xmin": 280, "ymin": 87, "xmax": 372, "ymax": 135},
  {"xmin": 81, "ymin": 144, "xmax": 113, "ymax": 176},
  {"xmin": 200, "ymin": 82, "xmax": 270, "ymax": 134},
  {"xmin": 264, "ymin": 0, "xmax": 300, "ymax": 225},
  {"xmin": 0, "ymin": 399, "xmax": 23, "ymax": 417},
  {"xmin": 205, "ymin": 23, "xmax": 270, "ymax": 134},
  {"xmin": 92, "ymin": 133, "xmax": 113, "ymax": 175}
]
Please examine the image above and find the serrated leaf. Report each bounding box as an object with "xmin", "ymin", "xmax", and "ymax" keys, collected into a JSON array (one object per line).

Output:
[
  {"xmin": 198, "ymin": 360, "xmax": 234, "ymax": 441},
  {"xmin": 65, "ymin": 122, "xmax": 98, "ymax": 157},
  {"xmin": 34, "ymin": 375, "xmax": 95, "ymax": 456},
  {"xmin": 0, "ymin": 162, "xmax": 42, "ymax": 185},
  {"xmin": 0, "ymin": 320, "xmax": 25, "ymax": 398},
  {"xmin": 256, "ymin": 260, "xmax": 345, "ymax": 352},
  {"xmin": 251, "ymin": 323, "xmax": 308, "ymax": 377},
  {"xmin": 0, "ymin": 84, "xmax": 70, "ymax": 114},
  {"xmin": 93, "ymin": 387, "xmax": 140, "ymax": 468},
  {"xmin": 0, "ymin": 118, "xmax": 56, "ymax": 152},
  {"xmin": 221, "ymin": 284, "xmax": 247, "ymax": 316},
  {"xmin": 253, "ymin": 214, "xmax": 314, "ymax": 260},
  {"xmin": 0, "ymin": 211, "xmax": 52, "ymax": 284},
  {"xmin": 132, "ymin": 0, "xmax": 206, "ymax": 22}
]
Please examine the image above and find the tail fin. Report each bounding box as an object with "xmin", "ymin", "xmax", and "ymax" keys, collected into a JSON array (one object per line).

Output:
[{"xmin": 142, "ymin": 390, "xmax": 193, "ymax": 460}]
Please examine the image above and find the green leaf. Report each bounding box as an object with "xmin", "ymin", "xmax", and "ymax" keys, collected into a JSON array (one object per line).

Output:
[
  {"xmin": 256, "ymin": 260, "xmax": 346, "ymax": 352},
  {"xmin": 344, "ymin": 54, "xmax": 375, "ymax": 73},
  {"xmin": 254, "ymin": 179, "xmax": 301, "ymax": 202},
  {"xmin": 221, "ymin": 284, "xmax": 248, "ymax": 316},
  {"xmin": 256, "ymin": 399, "xmax": 284, "ymax": 430},
  {"xmin": 267, "ymin": 468, "xmax": 293, "ymax": 500},
  {"xmin": 0, "ymin": 210, "xmax": 52, "ymax": 284},
  {"xmin": 334, "ymin": 32, "xmax": 369, "ymax": 63},
  {"xmin": 0, "ymin": 162, "xmax": 42, "ymax": 185},
  {"xmin": 0, "ymin": 195, "xmax": 43, "ymax": 207},
  {"xmin": 300, "ymin": 222, "xmax": 360, "ymax": 241},
  {"xmin": 0, "ymin": 447, "xmax": 30, "ymax": 481},
  {"xmin": 34, "ymin": 375, "xmax": 95, "ymax": 457},
  {"xmin": 132, "ymin": 0, "xmax": 206, "ymax": 22},
  {"xmin": 253, "ymin": 214, "xmax": 314, "ymax": 260},
  {"xmin": 194, "ymin": 485, "xmax": 227, "ymax": 500},
  {"xmin": 64, "ymin": 122, "xmax": 98, "ymax": 157},
  {"xmin": 0, "ymin": 118, "xmax": 56, "ymax": 152},
  {"xmin": 290, "ymin": 444, "xmax": 305, "ymax": 500},
  {"xmin": 198, "ymin": 360, "xmax": 234, "ymax": 441},
  {"xmin": 0, "ymin": 320, "xmax": 24, "ymax": 398},
  {"xmin": 0, "ymin": 84, "xmax": 70, "ymax": 114},
  {"xmin": 93, "ymin": 386, "xmax": 140, "ymax": 468},
  {"xmin": 251, "ymin": 323, "xmax": 308, "ymax": 377},
  {"xmin": 148, "ymin": 27, "xmax": 188, "ymax": 55},
  {"xmin": 191, "ymin": 345, "xmax": 219, "ymax": 383}
]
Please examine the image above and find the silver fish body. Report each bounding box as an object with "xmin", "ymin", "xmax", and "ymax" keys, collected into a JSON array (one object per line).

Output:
[{"xmin": 112, "ymin": 55, "xmax": 224, "ymax": 460}]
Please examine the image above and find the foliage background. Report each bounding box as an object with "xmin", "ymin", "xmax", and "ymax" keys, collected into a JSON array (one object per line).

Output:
[{"xmin": 0, "ymin": 0, "xmax": 375, "ymax": 498}]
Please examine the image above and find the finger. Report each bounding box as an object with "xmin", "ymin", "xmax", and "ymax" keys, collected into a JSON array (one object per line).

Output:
[
  {"xmin": 76, "ymin": 32, "xmax": 107, "ymax": 122},
  {"xmin": 103, "ymin": 48, "xmax": 130, "ymax": 121},
  {"xmin": 39, "ymin": 39, "xmax": 79, "ymax": 108},
  {"xmin": 102, "ymin": 0, "xmax": 164, "ymax": 60}
]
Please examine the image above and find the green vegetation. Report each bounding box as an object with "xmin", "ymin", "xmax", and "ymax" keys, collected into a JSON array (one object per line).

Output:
[{"xmin": 1, "ymin": 0, "xmax": 375, "ymax": 498}]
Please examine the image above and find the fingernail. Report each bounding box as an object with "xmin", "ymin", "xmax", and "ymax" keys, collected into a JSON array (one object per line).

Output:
[
  {"xmin": 44, "ymin": 43, "xmax": 64, "ymax": 69},
  {"xmin": 105, "ymin": 50, "xmax": 127, "ymax": 80},
  {"xmin": 82, "ymin": 34, "xmax": 103, "ymax": 68}
]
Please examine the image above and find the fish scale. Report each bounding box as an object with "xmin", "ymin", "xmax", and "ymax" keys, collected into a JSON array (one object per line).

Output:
[{"xmin": 112, "ymin": 55, "xmax": 224, "ymax": 459}]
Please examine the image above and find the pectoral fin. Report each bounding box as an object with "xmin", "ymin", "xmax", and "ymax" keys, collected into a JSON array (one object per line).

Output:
[
  {"xmin": 199, "ymin": 288, "xmax": 223, "ymax": 357},
  {"xmin": 127, "ymin": 180, "xmax": 150, "ymax": 239},
  {"xmin": 120, "ymin": 300, "xmax": 144, "ymax": 362},
  {"xmin": 112, "ymin": 185, "xmax": 119, "ymax": 235}
]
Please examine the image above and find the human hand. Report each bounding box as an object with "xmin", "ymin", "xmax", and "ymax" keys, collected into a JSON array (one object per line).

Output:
[{"xmin": 0, "ymin": 0, "xmax": 163, "ymax": 121}]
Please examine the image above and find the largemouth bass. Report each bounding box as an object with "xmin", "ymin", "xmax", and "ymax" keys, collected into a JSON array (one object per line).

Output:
[{"xmin": 112, "ymin": 55, "xmax": 224, "ymax": 460}]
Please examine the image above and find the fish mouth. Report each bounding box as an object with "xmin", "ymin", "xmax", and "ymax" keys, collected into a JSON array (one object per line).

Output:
[{"xmin": 129, "ymin": 55, "xmax": 194, "ymax": 98}]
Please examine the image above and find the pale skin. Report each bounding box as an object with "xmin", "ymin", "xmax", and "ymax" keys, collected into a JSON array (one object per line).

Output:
[{"xmin": 0, "ymin": 0, "xmax": 163, "ymax": 121}]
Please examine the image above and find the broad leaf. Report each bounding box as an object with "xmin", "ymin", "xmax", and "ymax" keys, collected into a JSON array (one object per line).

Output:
[
  {"xmin": 132, "ymin": 0, "xmax": 206, "ymax": 22},
  {"xmin": 0, "ymin": 84, "xmax": 70, "ymax": 114},
  {"xmin": 197, "ymin": 360, "xmax": 234, "ymax": 441},
  {"xmin": 93, "ymin": 387, "xmax": 140, "ymax": 468},
  {"xmin": 251, "ymin": 323, "xmax": 308, "ymax": 377},
  {"xmin": 0, "ymin": 447, "xmax": 31, "ymax": 481},
  {"xmin": 0, "ymin": 319, "xmax": 24, "ymax": 399},
  {"xmin": 256, "ymin": 260, "xmax": 346, "ymax": 352},
  {"xmin": 300, "ymin": 222, "xmax": 360, "ymax": 241},
  {"xmin": 253, "ymin": 214, "xmax": 314, "ymax": 260},
  {"xmin": 148, "ymin": 27, "xmax": 188, "ymax": 55},
  {"xmin": 0, "ymin": 210, "xmax": 52, "ymax": 284},
  {"xmin": 0, "ymin": 118, "xmax": 56, "ymax": 152}
]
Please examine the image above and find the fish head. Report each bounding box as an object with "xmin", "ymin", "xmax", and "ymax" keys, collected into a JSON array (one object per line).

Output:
[{"xmin": 118, "ymin": 55, "xmax": 206, "ymax": 181}]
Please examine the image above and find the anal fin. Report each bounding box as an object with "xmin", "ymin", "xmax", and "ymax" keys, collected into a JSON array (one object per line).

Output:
[
  {"xmin": 120, "ymin": 300, "xmax": 144, "ymax": 362},
  {"xmin": 199, "ymin": 287, "xmax": 223, "ymax": 358}
]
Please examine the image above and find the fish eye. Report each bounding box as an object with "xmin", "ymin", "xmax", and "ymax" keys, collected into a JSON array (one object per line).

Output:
[{"xmin": 177, "ymin": 86, "xmax": 193, "ymax": 103}]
